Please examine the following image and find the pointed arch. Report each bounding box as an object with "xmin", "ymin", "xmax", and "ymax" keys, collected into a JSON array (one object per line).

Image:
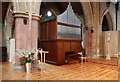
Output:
[
  {"xmin": 80, "ymin": 2, "xmax": 93, "ymax": 28},
  {"xmin": 101, "ymin": 9, "xmax": 113, "ymax": 31}
]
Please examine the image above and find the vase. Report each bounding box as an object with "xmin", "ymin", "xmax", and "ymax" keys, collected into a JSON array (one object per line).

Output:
[{"xmin": 26, "ymin": 63, "xmax": 31, "ymax": 73}]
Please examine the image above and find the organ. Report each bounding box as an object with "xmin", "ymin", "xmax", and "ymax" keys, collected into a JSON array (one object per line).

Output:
[{"xmin": 39, "ymin": 3, "xmax": 82, "ymax": 65}]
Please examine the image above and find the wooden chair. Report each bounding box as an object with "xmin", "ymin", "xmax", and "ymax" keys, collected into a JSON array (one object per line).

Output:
[{"xmin": 78, "ymin": 52, "xmax": 86, "ymax": 63}]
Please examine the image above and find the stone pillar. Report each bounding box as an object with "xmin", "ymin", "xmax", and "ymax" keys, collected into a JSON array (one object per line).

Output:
[
  {"xmin": 14, "ymin": 12, "xmax": 40, "ymax": 51},
  {"xmin": 85, "ymin": 27, "xmax": 93, "ymax": 56},
  {"xmin": 118, "ymin": 54, "xmax": 120, "ymax": 82}
]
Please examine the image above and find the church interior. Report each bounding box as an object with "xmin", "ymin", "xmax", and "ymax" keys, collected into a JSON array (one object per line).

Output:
[{"xmin": 0, "ymin": 1, "xmax": 120, "ymax": 81}]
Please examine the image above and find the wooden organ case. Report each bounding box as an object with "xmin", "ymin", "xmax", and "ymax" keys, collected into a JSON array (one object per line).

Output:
[{"xmin": 39, "ymin": 3, "xmax": 82, "ymax": 65}]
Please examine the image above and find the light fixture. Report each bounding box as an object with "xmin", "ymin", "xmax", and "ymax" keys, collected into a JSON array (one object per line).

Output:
[{"xmin": 47, "ymin": 11, "xmax": 52, "ymax": 17}]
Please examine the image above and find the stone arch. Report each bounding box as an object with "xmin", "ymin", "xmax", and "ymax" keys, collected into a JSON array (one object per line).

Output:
[
  {"xmin": 80, "ymin": 2, "xmax": 93, "ymax": 28},
  {"xmin": 4, "ymin": 2, "xmax": 14, "ymax": 59},
  {"xmin": 99, "ymin": 9, "xmax": 114, "ymax": 57},
  {"xmin": 101, "ymin": 9, "xmax": 113, "ymax": 31}
]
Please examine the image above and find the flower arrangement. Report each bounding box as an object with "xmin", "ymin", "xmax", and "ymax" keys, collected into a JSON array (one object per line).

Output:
[{"xmin": 16, "ymin": 49, "xmax": 37, "ymax": 65}]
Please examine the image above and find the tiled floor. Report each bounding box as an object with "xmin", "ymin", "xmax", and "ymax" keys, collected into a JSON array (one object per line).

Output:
[{"xmin": 1, "ymin": 59, "xmax": 118, "ymax": 80}]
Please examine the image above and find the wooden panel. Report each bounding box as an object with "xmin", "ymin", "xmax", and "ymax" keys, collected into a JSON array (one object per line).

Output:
[
  {"xmin": 57, "ymin": 41, "xmax": 64, "ymax": 49},
  {"xmin": 50, "ymin": 20, "xmax": 53, "ymax": 39},
  {"xmin": 39, "ymin": 27, "xmax": 56, "ymax": 64},
  {"xmin": 40, "ymin": 40, "xmax": 81, "ymax": 65},
  {"xmin": 40, "ymin": 19, "xmax": 57, "ymax": 40},
  {"xmin": 70, "ymin": 42, "xmax": 77, "ymax": 52},
  {"xmin": 43, "ymin": 23, "xmax": 47, "ymax": 40},
  {"xmin": 76, "ymin": 41, "xmax": 82, "ymax": 52},
  {"xmin": 40, "ymin": 41, "xmax": 57, "ymax": 64},
  {"xmin": 64, "ymin": 41, "xmax": 70, "ymax": 52},
  {"xmin": 42, "ymin": 42, "xmax": 50, "ymax": 61},
  {"xmin": 48, "ymin": 21, "xmax": 51, "ymax": 39},
  {"xmin": 57, "ymin": 50, "xmax": 65, "ymax": 65},
  {"xmin": 42, "ymin": 24, "xmax": 45, "ymax": 40},
  {"xmin": 46, "ymin": 22, "xmax": 49, "ymax": 40},
  {"xmin": 56, "ymin": 40, "xmax": 81, "ymax": 65},
  {"xmin": 57, "ymin": 41, "xmax": 65, "ymax": 65},
  {"xmin": 50, "ymin": 41, "xmax": 57, "ymax": 62},
  {"xmin": 52, "ymin": 19, "xmax": 57, "ymax": 39}
]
